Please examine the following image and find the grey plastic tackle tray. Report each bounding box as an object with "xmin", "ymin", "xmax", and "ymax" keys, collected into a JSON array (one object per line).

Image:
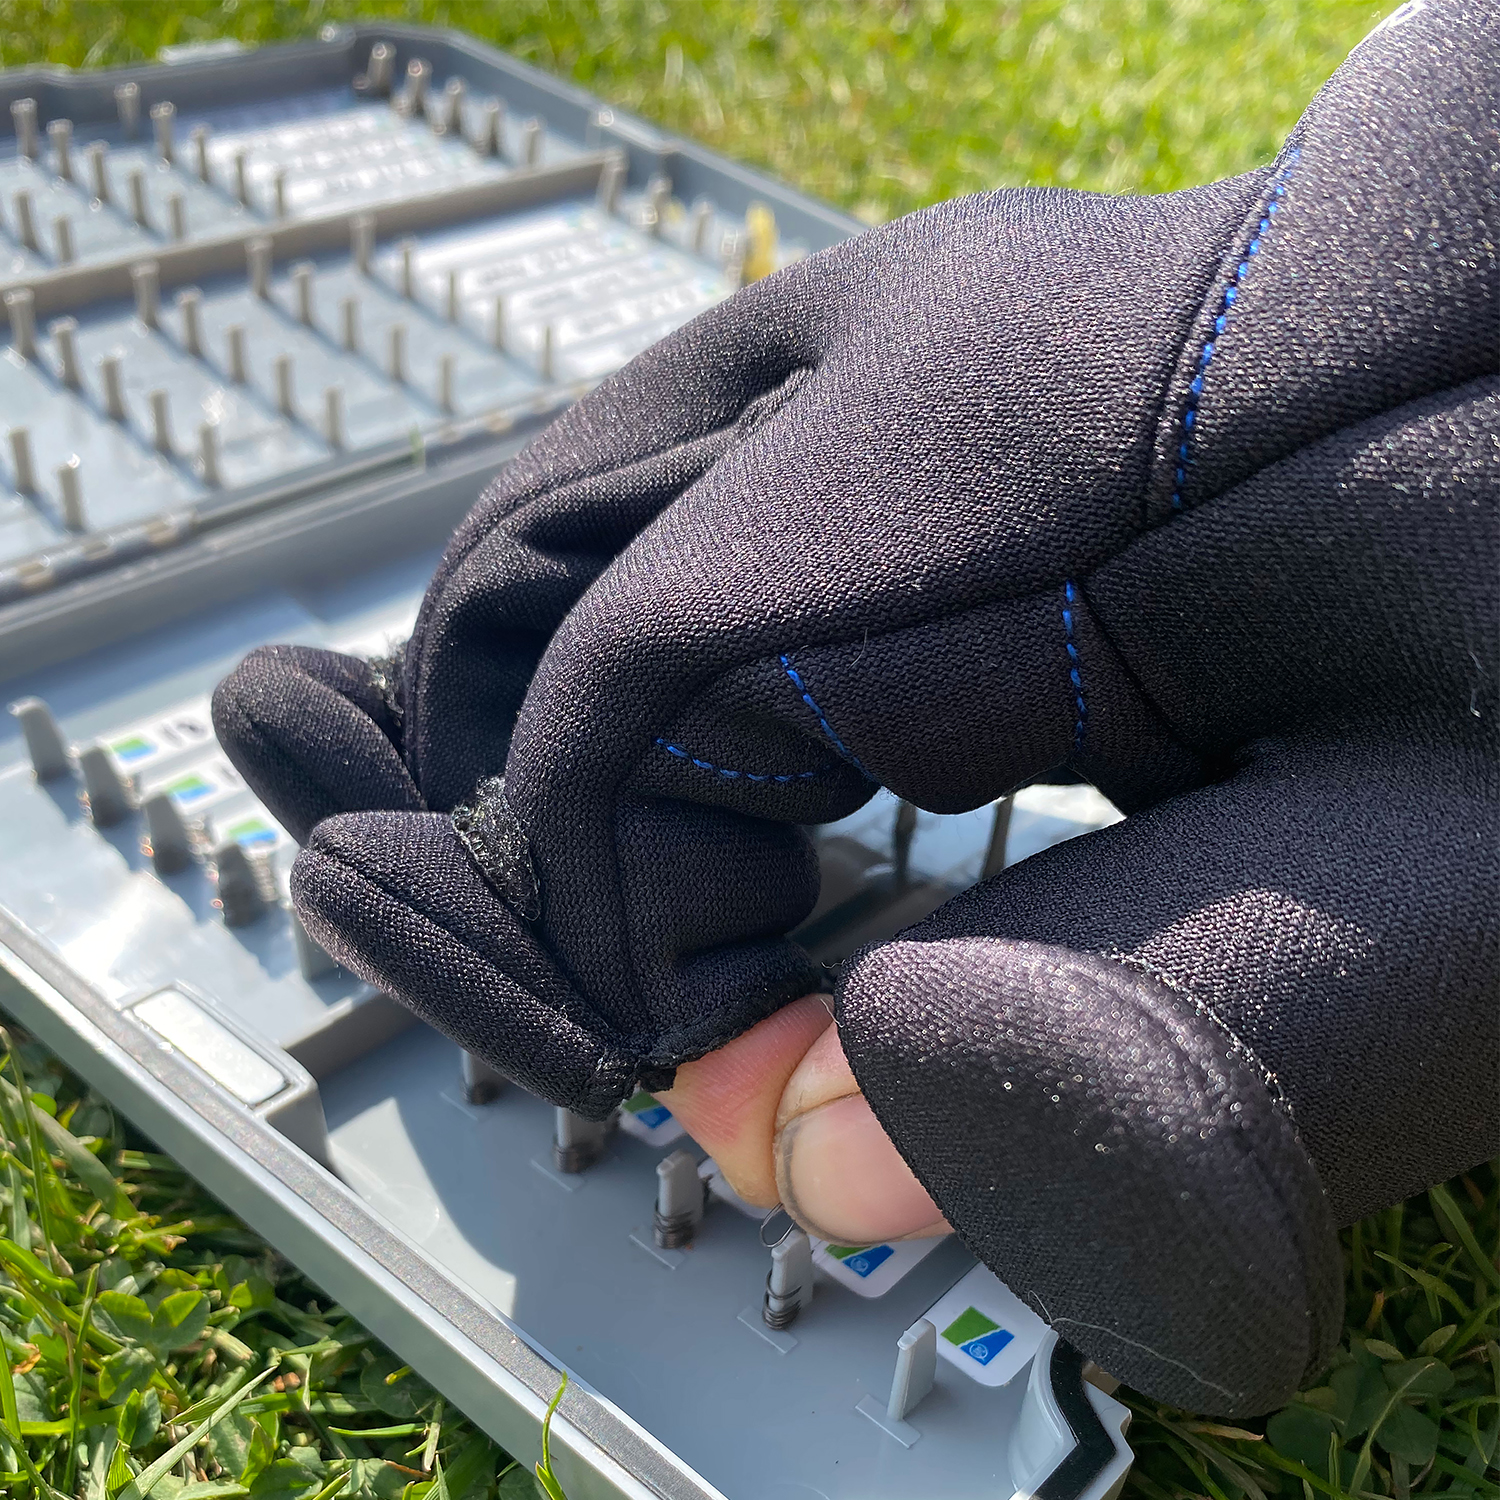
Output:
[{"xmin": 0, "ymin": 24, "xmax": 1137, "ymax": 1500}]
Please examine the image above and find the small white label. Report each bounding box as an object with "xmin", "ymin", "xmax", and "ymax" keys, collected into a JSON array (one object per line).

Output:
[
  {"xmin": 812, "ymin": 1234, "xmax": 948, "ymax": 1298},
  {"xmin": 616, "ymin": 1090, "xmax": 684, "ymax": 1146},
  {"xmin": 106, "ymin": 697, "xmax": 214, "ymax": 776},
  {"xmin": 922, "ymin": 1264, "xmax": 1049, "ymax": 1388},
  {"xmin": 141, "ymin": 754, "xmax": 245, "ymax": 816}
]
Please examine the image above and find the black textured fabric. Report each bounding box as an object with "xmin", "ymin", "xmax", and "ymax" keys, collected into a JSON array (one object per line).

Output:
[
  {"xmin": 839, "ymin": 938, "xmax": 1344, "ymax": 1414},
  {"xmin": 213, "ymin": 1, "xmax": 1498, "ymax": 1415}
]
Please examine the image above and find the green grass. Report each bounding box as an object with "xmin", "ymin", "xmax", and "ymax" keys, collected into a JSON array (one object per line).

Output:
[
  {"xmin": 2, "ymin": 2, "xmax": 1496, "ymax": 1496},
  {"xmin": 0, "ymin": 1025, "xmax": 542, "ymax": 1498},
  {"xmin": 1, "ymin": 0, "xmax": 1395, "ymax": 222}
]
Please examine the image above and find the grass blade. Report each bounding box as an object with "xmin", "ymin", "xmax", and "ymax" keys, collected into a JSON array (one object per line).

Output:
[
  {"xmin": 117, "ymin": 1363, "xmax": 279, "ymax": 1500},
  {"xmin": 1431, "ymin": 1183, "xmax": 1500, "ymax": 1292},
  {"xmin": 534, "ymin": 1372, "xmax": 569, "ymax": 1500},
  {"xmin": 63, "ymin": 1262, "xmax": 100, "ymax": 1493},
  {"xmin": 0, "ymin": 1076, "xmax": 133, "ymax": 1221},
  {"xmin": 1, "ymin": 1029, "xmax": 55, "ymax": 1266}
]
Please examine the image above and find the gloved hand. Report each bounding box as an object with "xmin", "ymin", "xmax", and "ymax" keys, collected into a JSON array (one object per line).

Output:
[{"xmin": 214, "ymin": 0, "xmax": 1498, "ymax": 1417}]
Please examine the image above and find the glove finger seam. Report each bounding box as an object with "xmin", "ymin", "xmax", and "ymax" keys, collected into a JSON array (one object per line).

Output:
[{"xmin": 1160, "ymin": 151, "xmax": 1302, "ymax": 521}]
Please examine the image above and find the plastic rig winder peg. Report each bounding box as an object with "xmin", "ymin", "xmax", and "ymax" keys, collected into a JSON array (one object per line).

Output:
[
  {"xmin": 553, "ymin": 1108, "xmax": 610, "ymax": 1173},
  {"xmin": 653, "ymin": 1150, "xmax": 706, "ymax": 1248},
  {"xmin": 762, "ymin": 1228, "xmax": 814, "ymax": 1330},
  {"xmin": 79, "ymin": 744, "xmax": 132, "ymax": 826},
  {"xmin": 10, "ymin": 698, "xmax": 70, "ymax": 781}
]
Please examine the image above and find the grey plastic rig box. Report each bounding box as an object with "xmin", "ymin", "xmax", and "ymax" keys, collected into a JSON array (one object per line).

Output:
[{"xmin": 0, "ymin": 24, "xmax": 1136, "ymax": 1500}]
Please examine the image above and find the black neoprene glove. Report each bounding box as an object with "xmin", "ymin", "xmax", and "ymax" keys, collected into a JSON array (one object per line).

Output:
[{"xmin": 215, "ymin": 0, "xmax": 1498, "ymax": 1416}]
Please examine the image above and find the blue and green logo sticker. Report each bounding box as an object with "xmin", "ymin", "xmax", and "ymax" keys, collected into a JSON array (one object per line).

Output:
[
  {"xmin": 224, "ymin": 815, "xmax": 278, "ymax": 847},
  {"xmin": 824, "ymin": 1243, "xmax": 894, "ymax": 1279},
  {"xmin": 941, "ymin": 1307, "xmax": 1014, "ymax": 1367},
  {"xmin": 110, "ymin": 734, "xmax": 155, "ymax": 763},
  {"xmin": 163, "ymin": 772, "xmax": 214, "ymax": 805},
  {"xmin": 622, "ymin": 1091, "xmax": 672, "ymax": 1130}
]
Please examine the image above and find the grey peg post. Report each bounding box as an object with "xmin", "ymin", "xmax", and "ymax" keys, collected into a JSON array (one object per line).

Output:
[
  {"xmin": 8, "ymin": 427, "xmax": 35, "ymax": 494},
  {"xmin": 56, "ymin": 456, "xmax": 84, "ymax": 531},
  {"xmin": 12, "ymin": 189, "xmax": 38, "ymax": 251},
  {"xmin": 351, "ymin": 212, "xmax": 375, "ymax": 274},
  {"xmin": 982, "ymin": 794, "xmax": 1014, "ymax": 879},
  {"xmin": 79, "ymin": 743, "xmax": 132, "ymax": 827},
  {"xmin": 521, "ymin": 117, "xmax": 542, "ymax": 167},
  {"xmin": 151, "ymin": 100, "xmax": 175, "ymax": 163},
  {"xmin": 52, "ymin": 214, "xmax": 74, "ymax": 265},
  {"xmin": 646, "ymin": 174, "xmax": 671, "ymax": 236},
  {"xmin": 479, "ymin": 99, "xmax": 502, "ymax": 157},
  {"xmin": 10, "ymin": 699, "xmax": 70, "ymax": 781},
  {"xmin": 225, "ymin": 325, "xmax": 247, "ymax": 384},
  {"xmin": 491, "ymin": 294, "xmax": 505, "ymax": 351},
  {"xmin": 191, "ymin": 123, "xmax": 210, "ymax": 180},
  {"xmin": 406, "ymin": 58, "xmax": 431, "ymax": 111},
  {"xmin": 291, "ymin": 909, "xmax": 337, "ymax": 980},
  {"xmin": 143, "ymin": 792, "xmax": 193, "ymax": 875},
  {"xmin": 114, "ymin": 81, "xmax": 140, "ymax": 136},
  {"xmin": 553, "ymin": 1107, "xmax": 609, "ymax": 1173},
  {"xmin": 86, "ymin": 141, "xmax": 110, "ymax": 202},
  {"xmin": 247, "ymin": 236, "xmax": 271, "ymax": 299},
  {"xmin": 366, "ymin": 42, "xmax": 395, "ymax": 96},
  {"xmin": 690, "ymin": 198, "xmax": 712, "ymax": 254},
  {"xmin": 339, "ymin": 295, "xmax": 360, "ymax": 352},
  {"xmin": 51, "ymin": 317, "xmax": 80, "ymax": 388},
  {"xmin": 398, "ymin": 237, "xmax": 415, "ymax": 299},
  {"xmin": 234, "ymin": 150, "xmax": 250, "ymax": 205},
  {"xmin": 437, "ymin": 353, "xmax": 455, "ymax": 414},
  {"xmin": 128, "ymin": 168, "xmax": 149, "ymax": 227},
  {"xmin": 441, "ymin": 77, "xmax": 465, "ymax": 135},
  {"xmin": 167, "ymin": 192, "xmax": 186, "ymax": 242},
  {"xmin": 177, "ymin": 288, "xmax": 203, "ymax": 357},
  {"xmin": 387, "ymin": 322, "xmax": 406, "ymax": 383},
  {"xmin": 293, "ymin": 261, "xmax": 315, "ymax": 325},
  {"xmin": 323, "ymin": 386, "xmax": 344, "ymax": 450},
  {"xmin": 596, "ymin": 155, "xmax": 624, "ymax": 215},
  {"xmin": 445, "ymin": 267, "xmax": 460, "ymax": 322},
  {"xmin": 653, "ymin": 1150, "xmax": 705, "ymax": 1248},
  {"xmin": 273, "ymin": 167, "xmax": 288, "ymax": 220},
  {"xmin": 537, "ymin": 323, "xmax": 554, "ymax": 380},
  {"xmin": 197, "ymin": 421, "xmax": 221, "ymax": 487},
  {"xmin": 100, "ymin": 355, "xmax": 126, "ymax": 419},
  {"xmin": 131, "ymin": 260, "xmax": 160, "ymax": 329},
  {"xmin": 213, "ymin": 840, "xmax": 266, "ymax": 927},
  {"xmin": 893, "ymin": 798, "xmax": 917, "ymax": 887},
  {"xmin": 6, "ymin": 288, "xmax": 36, "ymax": 359},
  {"xmin": 459, "ymin": 1051, "xmax": 506, "ymax": 1105},
  {"xmin": 48, "ymin": 118, "xmax": 73, "ymax": 181},
  {"xmin": 274, "ymin": 354, "xmax": 295, "ymax": 419},
  {"xmin": 149, "ymin": 389, "xmax": 173, "ymax": 455},
  {"xmin": 762, "ymin": 1229, "xmax": 814, "ymax": 1330},
  {"xmin": 887, "ymin": 1319, "xmax": 938, "ymax": 1424},
  {"xmin": 10, "ymin": 99, "xmax": 38, "ymax": 160}
]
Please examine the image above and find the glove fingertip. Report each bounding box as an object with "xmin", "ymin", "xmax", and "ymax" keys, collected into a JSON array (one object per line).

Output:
[{"xmin": 213, "ymin": 645, "xmax": 422, "ymax": 842}]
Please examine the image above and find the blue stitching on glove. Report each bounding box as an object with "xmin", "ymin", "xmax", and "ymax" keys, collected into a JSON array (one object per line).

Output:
[
  {"xmin": 655, "ymin": 738, "xmax": 829, "ymax": 784},
  {"xmin": 1062, "ymin": 580, "xmax": 1086, "ymax": 753},
  {"xmin": 779, "ymin": 654, "xmax": 872, "ymax": 779},
  {"xmin": 1171, "ymin": 149, "xmax": 1300, "ymax": 512}
]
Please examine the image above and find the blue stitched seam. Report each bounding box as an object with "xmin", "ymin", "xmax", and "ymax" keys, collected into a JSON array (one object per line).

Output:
[
  {"xmin": 654, "ymin": 738, "xmax": 829, "ymax": 784},
  {"xmin": 778, "ymin": 654, "xmax": 873, "ymax": 779},
  {"xmin": 1062, "ymin": 580, "xmax": 1086, "ymax": 753},
  {"xmin": 1171, "ymin": 148, "xmax": 1300, "ymax": 512}
]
